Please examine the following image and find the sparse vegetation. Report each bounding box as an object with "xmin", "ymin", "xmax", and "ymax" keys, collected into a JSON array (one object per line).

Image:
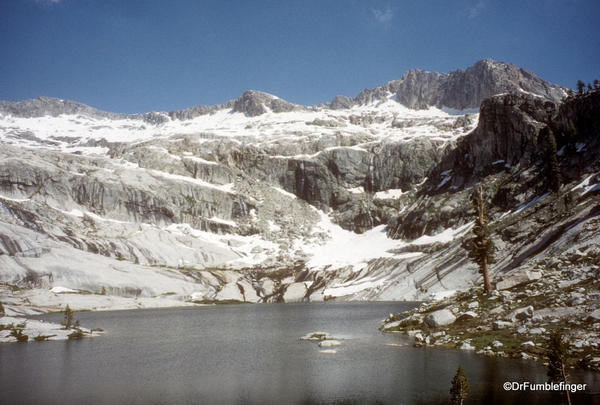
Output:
[
  {"xmin": 33, "ymin": 334, "xmax": 55, "ymax": 341},
  {"xmin": 449, "ymin": 365, "xmax": 469, "ymax": 405},
  {"xmin": 546, "ymin": 330, "xmax": 572, "ymax": 405},
  {"xmin": 67, "ymin": 328, "xmax": 85, "ymax": 340},
  {"xmin": 539, "ymin": 125, "xmax": 561, "ymax": 193},
  {"xmin": 63, "ymin": 305, "xmax": 74, "ymax": 329},
  {"xmin": 190, "ymin": 298, "xmax": 246, "ymax": 305},
  {"xmin": 10, "ymin": 328, "xmax": 29, "ymax": 342},
  {"xmin": 468, "ymin": 186, "xmax": 495, "ymax": 293}
]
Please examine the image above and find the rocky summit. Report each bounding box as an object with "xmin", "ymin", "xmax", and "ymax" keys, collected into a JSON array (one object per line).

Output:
[{"xmin": 0, "ymin": 60, "xmax": 598, "ymax": 329}]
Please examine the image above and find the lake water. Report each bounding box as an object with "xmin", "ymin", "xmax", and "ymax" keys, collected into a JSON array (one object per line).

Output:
[{"xmin": 1, "ymin": 302, "xmax": 599, "ymax": 404}]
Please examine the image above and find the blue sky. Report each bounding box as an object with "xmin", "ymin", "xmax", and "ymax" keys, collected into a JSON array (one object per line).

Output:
[{"xmin": 1, "ymin": 0, "xmax": 599, "ymax": 113}]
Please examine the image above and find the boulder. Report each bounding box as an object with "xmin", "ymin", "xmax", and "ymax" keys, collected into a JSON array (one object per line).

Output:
[
  {"xmin": 569, "ymin": 297, "xmax": 585, "ymax": 306},
  {"xmin": 492, "ymin": 320, "xmax": 513, "ymax": 330},
  {"xmin": 588, "ymin": 309, "xmax": 600, "ymax": 322},
  {"xmin": 457, "ymin": 311, "xmax": 478, "ymax": 321},
  {"xmin": 496, "ymin": 270, "xmax": 543, "ymax": 290},
  {"xmin": 215, "ymin": 283, "xmax": 244, "ymax": 302},
  {"xmin": 459, "ymin": 341, "xmax": 476, "ymax": 350},
  {"xmin": 506, "ymin": 305, "xmax": 534, "ymax": 322},
  {"xmin": 467, "ymin": 301, "xmax": 479, "ymax": 309},
  {"xmin": 382, "ymin": 320, "xmax": 403, "ymax": 331},
  {"xmin": 300, "ymin": 332, "xmax": 331, "ymax": 341},
  {"xmin": 425, "ymin": 309, "xmax": 456, "ymax": 327},
  {"xmin": 521, "ymin": 341, "xmax": 535, "ymax": 347},
  {"xmin": 282, "ymin": 283, "xmax": 307, "ymax": 303},
  {"xmin": 318, "ymin": 340, "xmax": 342, "ymax": 348}
]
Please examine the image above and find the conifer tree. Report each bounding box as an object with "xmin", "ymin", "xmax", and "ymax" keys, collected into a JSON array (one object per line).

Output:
[
  {"xmin": 63, "ymin": 305, "xmax": 73, "ymax": 329},
  {"xmin": 576, "ymin": 80, "xmax": 585, "ymax": 94},
  {"xmin": 546, "ymin": 330, "xmax": 572, "ymax": 405},
  {"xmin": 594, "ymin": 79, "xmax": 599, "ymax": 90},
  {"xmin": 588, "ymin": 83, "xmax": 593, "ymax": 92},
  {"xmin": 449, "ymin": 365, "xmax": 469, "ymax": 405},
  {"xmin": 468, "ymin": 186, "xmax": 494, "ymax": 293},
  {"xmin": 540, "ymin": 125, "xmax": 561, "ymax": 193}
]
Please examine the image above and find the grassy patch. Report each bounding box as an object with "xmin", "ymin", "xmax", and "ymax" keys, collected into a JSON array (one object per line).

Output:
[
  {"xmin": 67, "ymin": 329, "xmax": 85, "ymax": 340},
  {"xmin": 34, "ymin": 334, "xmax": 55, "ymax": 341},
  {"xmin": 191, "ymin": 299, "xmax": 247, "ymax": 305},
  {"xmin": 466, "ymin": 329, "xmax": 525, "ymax": 351},
  {"xmin": 10, "ymin": 328, "xmax": 29, "ymax": 342}
]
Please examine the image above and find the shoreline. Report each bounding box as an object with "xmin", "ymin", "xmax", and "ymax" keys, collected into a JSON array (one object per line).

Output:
[{"xmin": 381, "ymin": 264, "xmax": 600, "ymax": 373}]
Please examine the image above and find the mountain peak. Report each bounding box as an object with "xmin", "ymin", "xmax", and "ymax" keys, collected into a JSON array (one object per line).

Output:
[
  {"xmin": 231, "ymin": 89, "xmax": 300, "ymax": 117},
  {"xmin": 348, "ymin": 59, "xmax": 567, "ymax": 110}
]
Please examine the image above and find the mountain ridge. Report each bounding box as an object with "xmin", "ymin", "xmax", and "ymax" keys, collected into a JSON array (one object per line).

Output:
[{"xmin": 0, "ymin": 59, "xmax": 568, "ymax": 121}]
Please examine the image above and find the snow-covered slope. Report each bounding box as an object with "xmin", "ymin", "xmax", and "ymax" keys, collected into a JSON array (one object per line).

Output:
[{"xmin": 1, "ymin": 60, "xmax": 596, "ymax": 315}]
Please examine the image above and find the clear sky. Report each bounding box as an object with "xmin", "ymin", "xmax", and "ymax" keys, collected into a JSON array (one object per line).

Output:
[{"xmin": 1, "ymin": 0, "xmax": 599, "ymax": 113}]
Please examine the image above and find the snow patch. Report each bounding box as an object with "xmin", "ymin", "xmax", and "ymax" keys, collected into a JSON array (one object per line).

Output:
[{"xmin": 374, "ymin": 189, "xmax": 403, "ymax": 199}]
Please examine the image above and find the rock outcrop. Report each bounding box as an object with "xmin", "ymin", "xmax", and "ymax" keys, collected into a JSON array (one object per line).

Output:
[{"xmin": 351, "ymin": 59, "xmax": 566, "ymax": 110}]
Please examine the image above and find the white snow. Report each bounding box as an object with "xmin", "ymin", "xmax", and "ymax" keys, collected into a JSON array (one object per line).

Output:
[
  {"xmin": 410, "ymin": 222, "xmax": 473, "ymax": 246},
  {"xmin": 271, "ymin": 186, "xmax": 297, "ymax": 199},
  {"xmin": 572, "ymin": 173, "xmax": 600, "ymax": 195},
  {"xmin": 183, "ymin": 156, "xmax": 218, "ymax": 165},
  {"xmin": 347, "ymin": 186, "xmax": 364, "ymax": 194},
  {"xmin": 436, "ymin": 176, "xmax": 451, "ymax": 189},
  {"xmin": 0, "ymin": 98, "xmax": 478, "ymax": 157},
  {"xmin": 374, "ymin": 189, "xmax": 403, "ymax": 199},
  {"xmin": 50, "ymin": 286, "xmax": 79, "ymax": 294},
  {"xmin": 208, "ymin": 216, "xmax": 237, "ymax": 227},
  {"xmin": 0, "ymin": 195, "xmax": 30, "ymax": 203},
  {"xmin": 514, "ymin": 193, "xmax": 550, "ymax": 213},
  {"xmin": 323, "ymin": 277, "xmax": 387, "ymax": 297},
  {"xmin": 149, "ymin": 170, "xmax": 235, "ymax": 193},
  {"xmin": 429, "ymin": 290, "xmax": 457, "ymax": 301},
  {"xmin": 306, "ymin": 217, "xmax": 406, "ymax": 270}
]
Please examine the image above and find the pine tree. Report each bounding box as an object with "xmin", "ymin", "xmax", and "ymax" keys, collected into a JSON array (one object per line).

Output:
[
  {"xmin": 449, "ymin": 365, "xmax": 469, "ymax": 405},
  {"xmin": 588, "ymin": 83, "xmax": 593, "ymax": 92},
  {"xmin": 594, "ymin": 79, "xmax": 600, "ymax": 90},
  {"xmin": 468, "ymin": 186, "xmax": 494, "ymax": 293},
  {"xmin": 576, "ymin": 80, "xmax": 585, "ymax": 94},
  {"xmin": 63, "ymin": 305, "xmax": 73, "ymax": 329},
  {"xmin": 546, "ymin": 330, "xmax": 572, "ymax": 405},
  {"xmin": 540, "ymin": 125, "xmax": 561, "ymax": 193}
]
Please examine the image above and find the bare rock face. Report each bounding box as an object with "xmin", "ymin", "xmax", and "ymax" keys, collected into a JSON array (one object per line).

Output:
[
  {"xmin": 438, "ymin": 59, "xmax": 566, "ymax": 110},
  {"xmin": 425, "ymin": 93, "xmax": 553, "ymax": 192},
  {"xmin": 0, "ymin": 96, "xmax": 171, "ymax": 124},
  {"xmin": 232, "ymin": 90, "xmax": 300, "ymax": 117},
  {"xmin": 328, "ymin": 95, "xmax": 354, "ymax": 110},
  {"xmin": 350, "ymin": 59, "xmax": 566, "ymax": 110},
  {"xmin": 391, "ymin": 69, "xmax": 446, "ymax": 109},
  {"xmin": 0, "ymin": 96, "xmax": 110, "ymax": 118}
]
